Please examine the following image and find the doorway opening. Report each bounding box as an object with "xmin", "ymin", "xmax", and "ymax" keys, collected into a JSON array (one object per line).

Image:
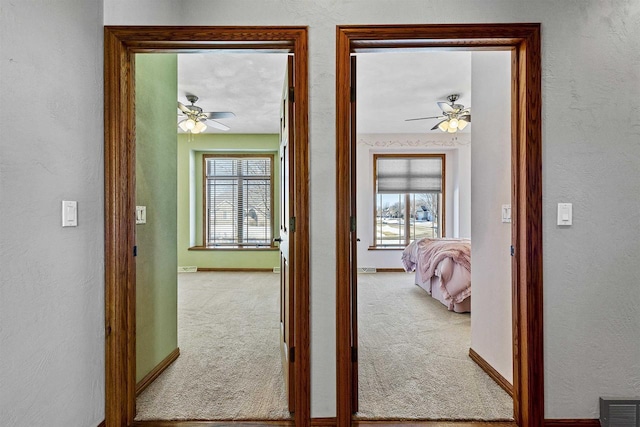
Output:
[
  {"xmin": 104, "ymin": 26, "xmax": 309, "ymax": 427},
  {"xmin": 133, "ymin": 51, "xmax": 295, "ymax": 421},
  {"xmin": 352, "ymin": 49, "xmax": 513, "ymax": 420},
  {"xmin": 336, "ymin": 24, "xmax": 542, "ymax": 427}
]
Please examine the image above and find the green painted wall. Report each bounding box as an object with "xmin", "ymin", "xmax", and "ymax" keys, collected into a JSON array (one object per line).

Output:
[
  {"xmin": 135, "ymin": 54, "xmax": 178, "ymax": 382},
  {"xmin": 177, "ymin": 133, "xmax": 280, "ymax": 269}
]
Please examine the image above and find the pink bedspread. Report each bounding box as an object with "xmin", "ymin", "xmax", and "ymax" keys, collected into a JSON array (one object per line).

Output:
[{"xmin": 402, "ymin": 238, "xmax": 471, "ymax": 304}]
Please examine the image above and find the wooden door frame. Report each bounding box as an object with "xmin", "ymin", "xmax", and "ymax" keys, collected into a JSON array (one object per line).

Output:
[
  {"xmin": 104, "ymin": 26, "xmax": 310, "ymax": 427},
  {"xmin": 335, "ymin": 24, "xmax": 542, "ymax": 427}
]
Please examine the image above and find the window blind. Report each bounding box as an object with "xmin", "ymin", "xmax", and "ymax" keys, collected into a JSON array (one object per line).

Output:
[
  {"xmin": 376, "ymin": 156, "xmax": 443, "ymax": 194},
  {"xmin": 205, "ymin": 156, "xmax": 272, "ymax": 247}
]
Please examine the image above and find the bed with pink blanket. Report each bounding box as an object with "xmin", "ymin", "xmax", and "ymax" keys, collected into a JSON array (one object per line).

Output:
[{"xmin": 401, "ymin": 238, "xmax": 471, "ymax": 313}]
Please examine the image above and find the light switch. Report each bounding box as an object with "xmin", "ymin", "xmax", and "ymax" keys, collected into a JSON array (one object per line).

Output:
[
  {"xmin": 557, "ymin": 203, "xmax": 572, "ymax": 226},
  {"xmin": 62, "ymin": 201, "xmax": 77, "ymax": 227},
  {"xmin": 136, "ymin": 206, "xmax": 146, "ymax": 224},
  {"xmin": 501, "ymin": 204, "xmax": 511, "ymax": 223}
]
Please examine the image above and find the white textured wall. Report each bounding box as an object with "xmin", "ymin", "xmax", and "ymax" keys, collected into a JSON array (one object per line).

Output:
[
  {"xmin": 0, "ymin": 1, "xmax": 105, "ymax": 426},
  {"xmin": 457, "ymin": 145, "xmax": 472, "ymax": 238},
  {"xmin": 470, "ymin": 51, "xmax": 513, "ymax": 383},
  {"xmin": 0, "ymin": 1, "xmax": 638, "ymax": 424}
]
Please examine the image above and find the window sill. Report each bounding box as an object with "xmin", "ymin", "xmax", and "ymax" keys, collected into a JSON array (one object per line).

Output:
[
  {"xmin": 189, "ymin": 246, "xmax": 278, "ymax": 252},
  {"xmin": 368, "ymin": 246, "xmax": 406, "ymax": 251}
]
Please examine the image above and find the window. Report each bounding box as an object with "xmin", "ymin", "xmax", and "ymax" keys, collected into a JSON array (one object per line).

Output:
[
  {"xmin": 373, "ymin": 154, "xmax": 445, "ymax": 247},
  {"xmin": 204, "ymin": 154, "xmax": 274, "ymax": 248}
]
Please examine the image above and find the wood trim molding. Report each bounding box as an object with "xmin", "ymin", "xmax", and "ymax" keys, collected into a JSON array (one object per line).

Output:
[
  {"xmin": 352, "ymin": 422, "xmax": 516, "ymax": 427},
  {"xmin": 336, "ymin": 26, "xmax": 353, "ymax": 427},
  {"xmin": 105, "ymin": 26, "xmax": 310, "ymax": 427},
  {"xmin": 543, "ymin": 420, "xmax": 600, "ymax": 427},
  {"xmin": 104, "ymin": 26, "xmax": 136, "ymax": 427},
  {"xmin": 468, "ymin": 348, "xmax": 513, "ymax": 397},
  {"xmin": 133, "ymin": 422, "xmax": 295, "ymax": 427},
  {"xmin": 195, "ymin": 268, "xmax": 275, "ymax": 272},
  {"xmin": 375, "ymin": 268, "xmax": 406, "ymax": 273},
  {"xmin": 514, "ymin": 25, "xmax": 543, "ymax": 427},
  {"xmin": 188, "ymin": 247, "xmax": 278, "ymax": 252},
  {"xmin": 136, "ymin": 347, "xmax": 180, "ymax": 395},
  {"xmin": 336, "ymin": 24, "xmax": 542, "ymax": 427},
  {"xmin": 311, "ymin": 418, "xmax": 337, "ymax": 427},
  {"xmin": 132, "ymin": 421, "xmax": 559, "ymax": 427}
]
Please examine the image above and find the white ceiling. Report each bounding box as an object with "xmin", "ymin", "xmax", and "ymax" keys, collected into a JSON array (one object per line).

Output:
[
  {"xmin": 178, "ymin": 53, "xmax": 289, "ymax": 134},
  {"xmin": 356, "ymin": 51, "xmax": 471, "ymax": 134},
  {"xmin": 177, "ymin": 50, "xmax": 471, "ymax": 135}
]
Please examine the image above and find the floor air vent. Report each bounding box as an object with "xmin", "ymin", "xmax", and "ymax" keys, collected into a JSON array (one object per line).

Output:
[
  {"xmin": 178, "ymin": 266, "xmax": 198, "ymax": 273},
  {"xmin": 600, "ymin": 397, "xmax": 640, "ymax": 427},
  {"xmin": 357, "ymin": 267, "xmax": 377, "ymax": 273}
]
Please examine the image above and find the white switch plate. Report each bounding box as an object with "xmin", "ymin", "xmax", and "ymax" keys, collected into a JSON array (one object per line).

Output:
[
  {"xmin": 62, "ymin": 201, "xmax": 77, "ymax": 227},
  {"xmin": 557, "ymin": 203, "xmax": 572, "ymax": 226},
  {"xmin": 501, "ymin": 204, "xmax": 512, "ymax": 223},
  {"xmin": 136, "ymin": 206, "xmax": 146, "ymax": 224}
]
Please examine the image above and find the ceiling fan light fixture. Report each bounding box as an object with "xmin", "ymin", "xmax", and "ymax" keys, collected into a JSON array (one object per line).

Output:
[
  {"xmin": 193, "ymin": 120, "xmax": 207, "ymax": 134},
  {"xmin": 185, "ymin": 118, "xmax": 196, "ymax": 130},
  {"xmin": 406, "ymin": 94, "xmax": 470, "ymax": 134},
  {"xmin": 438, "ymin": 121, "xmax": 449, "ymax": 132},
  {"xmin": 178, "ymin": 120, "xmax": 189, "ymax": 132},
  {"xmin": 178, "ymin": 95, "xmax": 234, "ymax": 134}
]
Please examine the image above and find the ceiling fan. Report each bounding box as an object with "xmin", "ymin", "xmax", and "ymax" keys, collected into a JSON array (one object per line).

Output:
[
  {"xmin": 405, "ymin": 94, "xmax": 471, "ymax": 133},
  {"xmin": 177, "ymin": 94, "xmax": 235, "ymax": 133}
]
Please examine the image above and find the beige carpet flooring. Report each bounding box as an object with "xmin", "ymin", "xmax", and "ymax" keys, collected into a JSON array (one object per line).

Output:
[
  {"xmin": 356, "ymin": 272, "xmax": 514, "ymax": 420},
  {"xmin": 136, "ymin": 271, "xmax": 512, "ymax": 421},
  {"xmin": 135, "ymin": 271, "xmax": 290, "ymax": 421}
]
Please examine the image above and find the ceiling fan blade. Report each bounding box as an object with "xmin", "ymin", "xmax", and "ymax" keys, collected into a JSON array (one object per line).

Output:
[
  {"xmin": 438, "ymin": 101, "xmax": 454, "ymax": 113},
  {"xmin": 431, "ymin": 119, "xmax": 448, "ymax": 131},
  {"xmin": 206, "ymin": 111, "xmax": 236, "ymax": 120},
  {"xmin": 177, "ymin": 102, "xmax": 191, "ymax": 114},
  {"xmin": 459, "ymin": 114, "xmax": 471, "ymax": 122},
  {"xmin": 405, "ymin": 115, "xmax": 444, "ymax": 122},
  {"xmin": 206, "ymin": 119, "xmax": 230, "ymax": 131}
]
